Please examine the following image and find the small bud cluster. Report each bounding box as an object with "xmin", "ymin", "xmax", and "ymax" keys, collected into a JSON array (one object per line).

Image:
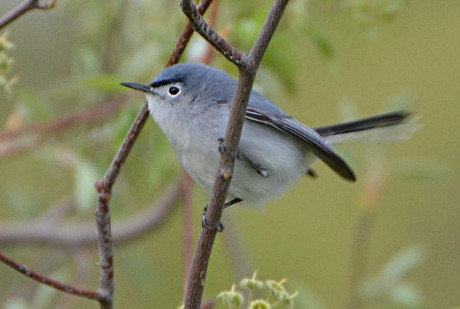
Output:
[{"xmin": 216, "ymin": 272, "xmax": 297, "ymax": 309}]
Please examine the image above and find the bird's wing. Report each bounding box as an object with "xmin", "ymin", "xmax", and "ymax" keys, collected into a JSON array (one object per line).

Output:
[{"xmin": 245, "ymin": 107, "xmax": 356, "ymax": 182}]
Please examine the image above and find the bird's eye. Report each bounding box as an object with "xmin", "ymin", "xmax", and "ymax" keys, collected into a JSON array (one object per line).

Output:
[{"xmin": 168, "ymin": 86, "xmax": 181, "ymax": 97}]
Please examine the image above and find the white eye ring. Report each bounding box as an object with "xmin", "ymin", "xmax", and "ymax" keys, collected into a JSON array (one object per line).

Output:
[{"xmin": 168, "ymin": 86, "xmax": 181, "ymax": 97}]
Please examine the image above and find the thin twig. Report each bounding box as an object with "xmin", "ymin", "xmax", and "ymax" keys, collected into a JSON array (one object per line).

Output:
[
  {"xmin": 180, "ymin": 0, "xmax": 243, "ymax": 65},
  {"xmin": 0, "ymin": 0, "xmax": 55, "ymax": 30},
  {"xmin": 95, "ymin": 103, "xmax": 152, "ymax": 309},
  {"xmin": 0, "ymin": 250, "xmax": 101, "ymax": 301},
  {"xmin": 93, "ymin": 1, "xmax": 215, "ymax": 307},
  {"xmin": 182, "ymin": 0, "xmax": 290, "ymax": 308}
]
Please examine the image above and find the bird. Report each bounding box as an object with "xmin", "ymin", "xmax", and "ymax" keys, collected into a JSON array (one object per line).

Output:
[{"xmin": 122, "ymin": 63, "xmax": 419, "ymax": 214}]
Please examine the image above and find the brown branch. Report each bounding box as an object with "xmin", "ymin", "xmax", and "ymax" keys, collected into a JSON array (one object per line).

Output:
[
  {"xmin": 182, "ymin": 0, "xmax": 290, "ymax": 308},
  {"xmin": 180, "ymin": 0, "xmax": 243, "ymax": 65},
  {"xmin": 0, "ymin": 250, "xmax": 101, "ymax": 301},
  {"xmin": 0, "ymin": 0, "xmax": 56, "ymax": 30},
  {"xmin": 93, "ymin": 1, "xmax": 215, "ymax": 307},
  {"xmin": 95, "ymin": 191, "xmax": 114, "ymax": 308}
]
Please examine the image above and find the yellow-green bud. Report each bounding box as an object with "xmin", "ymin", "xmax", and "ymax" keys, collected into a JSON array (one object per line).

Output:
[
  {"xmin": 240, "ymin": 272, "xmax": 264, "ymax": 290},
  {"xmin": 217, "ymin": 284, "xmax": 244, "ymax": 308},
  {"xmin": 248, "ymin": 299, "xmax": 271, "ymax": 309}
]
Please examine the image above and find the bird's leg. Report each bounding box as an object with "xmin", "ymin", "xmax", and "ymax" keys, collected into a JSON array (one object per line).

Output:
[
  {"xmin": 236, "ymin": 152, "xmax": 269, "ymax": 178},
  {"xmin": 201, "ymin": 198, "xmax": 243, "ymax": 232},
  {"xmin": 219, "ymin": 137, "xmax": 269, "ymax": 178},
  {"xmin": 218, "ymin": 137, "xmax": 226, "ymax": 154}
]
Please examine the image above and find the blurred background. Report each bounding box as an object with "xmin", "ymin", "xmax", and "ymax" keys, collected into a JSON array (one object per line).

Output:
[{"xmin": 0, "ymin": 0, "xmax": 459, "ymax": 308}]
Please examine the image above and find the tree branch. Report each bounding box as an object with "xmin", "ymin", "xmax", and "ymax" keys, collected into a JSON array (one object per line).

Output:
[
  {"xmin": 0, "ymin": 250, "xmax": 102, "ymax": 301},
  {"xmin": 0, "ymin": 0, "xmax": 56, "ymax": 30},
  {"xmin": 93, "ymin": 1, "xmax": 215, "ymax": 307},
  {"xmin": 182, "ymin": 1, "xmax": 290, "ymax": 308},
  {"xmin": 180, "ymin": 0, "xmax": 243, "ymax": 65}
]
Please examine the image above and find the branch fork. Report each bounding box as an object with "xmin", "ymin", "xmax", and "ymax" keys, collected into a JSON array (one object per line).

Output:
[{"xmin": 179, "ymin": 0, "xmax": 291, "ymax": 308}]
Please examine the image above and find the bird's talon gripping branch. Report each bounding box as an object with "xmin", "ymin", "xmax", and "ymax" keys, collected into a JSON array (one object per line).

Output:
[
  {"xmin": 201, "ymin": 212, "xmax": 224, "ymax": 232},
  {"xmin": 218, "ymin": 138, "xmax": 225, "ymax": 154}
]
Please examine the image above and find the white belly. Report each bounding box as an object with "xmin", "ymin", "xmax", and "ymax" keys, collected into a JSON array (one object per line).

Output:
[{"xmin": 178, "ymin": 122, "xmax": 310, "ymax": 206}]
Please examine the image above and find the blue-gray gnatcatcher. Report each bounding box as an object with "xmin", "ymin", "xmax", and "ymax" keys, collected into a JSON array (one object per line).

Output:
[{"xmin": 122, "ymin": 63, "xmax": 417, "ymax": 210}]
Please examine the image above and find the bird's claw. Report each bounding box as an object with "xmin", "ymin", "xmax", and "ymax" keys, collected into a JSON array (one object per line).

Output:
[
  {"xmin": 218, "ymin": 138, "xmax": 225, "ymax": 154},
  {"xmin": 201, "ymin": 212, "xmax": 224, "ymax": 232}
]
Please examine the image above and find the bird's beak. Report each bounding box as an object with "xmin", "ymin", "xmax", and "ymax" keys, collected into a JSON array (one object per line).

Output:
[{"xmin": 121, "ymin": 82, "xmax": 151, "ymax": 93}]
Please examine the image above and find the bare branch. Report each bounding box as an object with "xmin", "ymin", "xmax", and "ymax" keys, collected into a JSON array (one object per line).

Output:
[
  {"xmin": 183, "ymin": 0, "xmax": 290, "ymax": 308},
  {"xmin": 93, "ymin": 1, "xmax": 215, "ymax": 307},
  {"xmin": 179, "ymin": 0, "xmax": 243, "ymax": 65},
  {"xmin": 0, "ymin": 250, "xmax": 101, "ymax": 301},
  {"xmin": 95, "ymin": 190, "xmax": 114, "ymax": 308},
  {"xmin": 0, "ymin": 0, "xmax": 56, "ymax": 30}
]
